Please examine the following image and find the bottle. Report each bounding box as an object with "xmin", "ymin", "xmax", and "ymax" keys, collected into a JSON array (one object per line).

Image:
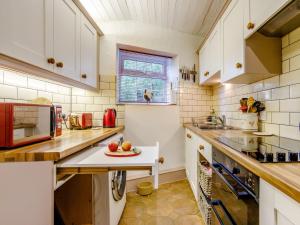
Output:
[{"xmin": 211, "ymin": 108, "xmax": 217, "ymax": 125}]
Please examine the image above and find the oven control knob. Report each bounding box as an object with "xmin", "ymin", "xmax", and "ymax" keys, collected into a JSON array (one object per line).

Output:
[
  {"xmin": 289, "ymin": 152, "xmax": 298, "ymax": 162},
  {"xmin": 277, "ymin": 152, "xmax": 286, "ymax": 162},
  {"xmin": 266, "ymin": 153, "xmax": 274, "ymax": 162}
]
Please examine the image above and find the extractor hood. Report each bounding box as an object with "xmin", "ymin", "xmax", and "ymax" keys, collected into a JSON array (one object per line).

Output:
[{"xmin": 259, "ymin": 0, "xmax": 300, "ymax": 37}]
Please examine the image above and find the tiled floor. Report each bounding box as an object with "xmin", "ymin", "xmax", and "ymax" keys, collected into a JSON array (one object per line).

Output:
[{"xmin": 119, "ymin": 180, "xmax": 205, "ymax": 225}]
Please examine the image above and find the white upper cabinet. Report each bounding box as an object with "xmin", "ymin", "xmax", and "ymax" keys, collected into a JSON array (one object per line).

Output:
[
  {"xmin": 244, "ymin": 0, "xmax": 290, "ymax": 38},
  {"xmin": 53, "ymin": 0, "xmax": 81, "ymax": 81},
  {"xmin": 0, "ymin": 0, "xmax": 54, "ymax": 71},
  {"xmin": 221, "ymin": 0, "xmax": 245, "ymax": 83},
  {"xmin": 80, "ymin": 15, "xmax": 98, "ymax": 88},
  {"xmin": 199, "ymin": 22, "xmax": 221, "ymax": 85}
]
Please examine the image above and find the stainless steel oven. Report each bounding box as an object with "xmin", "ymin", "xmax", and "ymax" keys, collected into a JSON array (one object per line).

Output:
[{"xmin": 211, "ymin": 148, "xmax": 259, "ymax": 225}]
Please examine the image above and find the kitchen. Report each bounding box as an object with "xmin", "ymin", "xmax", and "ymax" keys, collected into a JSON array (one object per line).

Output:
[{"xmin": 0, "ymin": 0, "xmax": 300, "ymax": 225}]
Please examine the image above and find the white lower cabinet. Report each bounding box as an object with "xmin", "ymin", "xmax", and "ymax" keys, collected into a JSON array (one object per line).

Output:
[
  {"xmin": 260, "ymin": 179, "xmax": 300, "ymax": 225},
  {"xmin": 185, "ymin": 128, "xmax": 212, "ymax": 201}
]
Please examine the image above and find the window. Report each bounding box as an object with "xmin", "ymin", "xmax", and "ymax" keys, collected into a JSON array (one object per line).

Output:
[{"xmin": 117, "ymin": 49, "xmax": 173, "ymax": 104}]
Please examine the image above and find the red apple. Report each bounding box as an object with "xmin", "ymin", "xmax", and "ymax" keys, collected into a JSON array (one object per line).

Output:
[
  {"xmin": 108, "ymin": 142, "xmax": 118, "ymax": 152},
  {"xmin": 122, "ymin": 141, "xmax": 132, "ymax": 151}
]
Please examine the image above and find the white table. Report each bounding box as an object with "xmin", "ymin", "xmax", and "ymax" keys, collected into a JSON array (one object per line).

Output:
[{"xmin": 56, "ymin": 143, "xmax": 160, "ymax": 189}]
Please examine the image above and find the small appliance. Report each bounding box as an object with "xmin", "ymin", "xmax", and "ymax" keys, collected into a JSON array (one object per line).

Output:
[
  {"xmin": 69, "ymin": 113, "xmax": 93, "ymax": 129},
  {"xmin": 0, "ymin": 103, "xmax": 62, "ymax": 148},
  {"xmin": 217, "ymin": 135, "xmax": 300, "ymax": 163},
  {"xmin": 103, "ymin": 108, "xmax": 116, "ymax": 128}
]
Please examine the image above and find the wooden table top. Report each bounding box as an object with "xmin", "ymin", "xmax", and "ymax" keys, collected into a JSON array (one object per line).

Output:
[
  {"xmin": 184, "ymin": 124, "xmax": 300, "ymax": 203},
  {"xmin": 0, "ymin": 127, "xmax": 124, "ymax": 162}
]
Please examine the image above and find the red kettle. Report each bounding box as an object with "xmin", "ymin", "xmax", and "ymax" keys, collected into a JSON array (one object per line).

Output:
[{"xmin": 103, "ymin": 108, "xmax": 117, "ymax": 128}]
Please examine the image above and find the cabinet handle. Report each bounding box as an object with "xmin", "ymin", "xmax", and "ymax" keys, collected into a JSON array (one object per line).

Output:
[
  {"xmin": 47, "ymin": 58, "xmax": 55, "ymax": 64},
  {"xmin": 204, "ymin": 71, "xmax": 209, "ymax": 77},
  {"xmin": 187, "ymin": 134, "xmax": 192, "ymax": 139},
  {"xmin": 235, "ymin": 62, "xmax": 242, "ymax": 69},
  {"xmin": 81, "ymin": 74, "xmax": 87, "ymax": 79},
  {"xmin": 56, "ymin": 62, "xmax": 64, "ymax": 68},
  {"xmin": 199, "ymin": 145, "xmax": 204, "ymax": 151},
  {"xmin": 159, "ymin": 156, "xmax": 165, "ymax": 164},
  {"xmin": 247, "ymin": 22, "xmax": 255, "ymax": 30}
]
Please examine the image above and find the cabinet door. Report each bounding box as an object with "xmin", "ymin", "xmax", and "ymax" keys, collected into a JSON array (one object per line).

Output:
[
  {"xmin": 185, "ymin": 130, "xmax": 193, "ymax": 180},
  {"xmin": 244, "ymin": 0, "xmax": 290, "ymax": 38},
  {"xmin": 80, "ymin": 15, "xmax": 98, "ymax": 88},
  {"xmin": 221, "ymin": 0, "xmax": 245, "ymax": 83},
  {"xmin": 209, "ymin": 22, "xmax": 221, "ymax": 76},
  {"xmin": 53, "ymin": 0, "xmax": 80, "ymax": 81},
  {"xmin": 0, "ymin": 0, "xmax": 54, "ymax": 71},
  {"xmin": 199, "ymin": 43, "xmax": 210, "ymax": 84}
]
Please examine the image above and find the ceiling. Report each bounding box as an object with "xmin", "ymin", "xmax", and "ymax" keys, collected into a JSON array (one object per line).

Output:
[{"xmin": 79, "ymin": 0, "xmax": 228, "ymax": 37}]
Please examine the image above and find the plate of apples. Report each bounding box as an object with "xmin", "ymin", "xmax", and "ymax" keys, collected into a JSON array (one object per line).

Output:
[{"xmin": 105, "ymin": 141, "xmax": 141, "ymax": 157}]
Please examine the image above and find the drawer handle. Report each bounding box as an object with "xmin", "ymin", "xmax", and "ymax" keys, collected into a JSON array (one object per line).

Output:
[
  {"xmin": 56, "ymin": 62, "xmax": 64, "ymax": 68},
  {"xmin": 47, "ymin": 58, "xmax": 55, "ymax": 64},
  {"xmin": 187, "ymin": 133, "xmax": 192, "ymax": 139},
  {"xmin": 235, "ymin": 62, "xmax": 242, "ymax": 69},
  {"xmin": 204, "ymin": 71, "xmax": 209, "ymax": 76},
  {"xmin": 247, "ymin": 22, "xmax": 255, "ymax": 30},
  {"xmin": 81, "ymin": 74, "xmax": 87, "ymax": 79},
  {"xmin": 199, "ymin": 145, "xmax": 204, "ymax": 151}
]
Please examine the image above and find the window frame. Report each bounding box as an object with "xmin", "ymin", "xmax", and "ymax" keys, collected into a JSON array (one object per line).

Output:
[{"xmin": 117, "ymin": 48, "xmax": 173, "ymax": 105}]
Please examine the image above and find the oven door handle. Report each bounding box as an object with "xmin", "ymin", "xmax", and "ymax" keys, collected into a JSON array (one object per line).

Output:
[
  {"xmin": 211, "ymin": 200, "xmax": 237, "ymax": 225},
  {"xmin": 212, "ymin": 163, "xmax": 253, "ymax": 199}
]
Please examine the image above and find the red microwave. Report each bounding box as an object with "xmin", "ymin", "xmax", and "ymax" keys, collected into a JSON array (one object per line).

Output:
[{"xmin": 0, "ymin": 103, "xmax": 62, "ymax": 148}]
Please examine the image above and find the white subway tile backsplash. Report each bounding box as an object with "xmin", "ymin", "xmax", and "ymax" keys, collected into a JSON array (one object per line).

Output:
[
  {"xmin": 0, "ymin": 70, "xmax": 3, "ymax": 83},
  {"xmin": 4, "ymin": 70, "xmax": 27, "ymax": 87},
  {"xmin": 282, "ymin": 40, "xmax": 300, "ymax": 60},
  {"xmin": 94, "ymin": 96, "xmax": 110, "ymax": 104},
  {"xmin": 282, "ymin": 60, "xmax": 290, "ymax": 73},
  {"xmin": 76, "ymin": 96, "xmax": 93, "ymax": 104},
  {"xmin": 18, "ymin": 88, "xmax": 37, "ymax": 100},
  {"xmin": 271, "ymin": 86, "xmax": 290, "ymax": 100},
  {"xmin": 265, "ymin": 123, "xmax": 280, "ymax": 135},
  {"xmin": 282, "ymin": 34, "xmax": 289, "ymax": 48},
  {"xmin": 271, "ymin": 112, "xmax": 290, "ymax": 125},
  {"xmin": 72, "ymin": 87, "xmax": 85, "ymax": 96},
  {"xmin": 280, "ymin": 125, "xmax": 300, "ymax": 140},
  {"xmin": 100, "ymin": 82, "xmax": 109, "ymax": 89},
  {"xmin": 52, "ymin": 94, "xmax": 65, "ymax": 103},
  {"xmin": 46, "ymin": 83, "xmax": 59, "ymax": 93},
  {"xmin": 280, "ymin": 99, "xmax": 300, "ymax": 112},
  {"xmin": 264, "ymin": 76, "xmax": 279, "ymax": 90},
  {"xmin": 290, "ymin": 55, "xmax": 300, "ymax": 71},
  {"xmin": 101, "ymin": 75, "xmax": 115, "ymax": 83},
  {"xmin": 72, "ymin": 104, "xmax": 86, "ymax": 112},
  {"xmin": 290, "ymin": 84, "xmax": 300, "ymax": 98},
  {"xmin": 280, "ymin": 70, "xmax": 300, "ymax": 86},
  {"xmin": 0, "ymin": 84, "xmax": 17, "ymax": 99},
  {"xmin": 290, "ymin": 113, "xmax": 300, "ymax": 126},
  {"xmin": 28, "ymin": 78, "xmax": 46, "ymax": 91},
  {"xmin": 289, "ymin": 26, "xmax": 300, "ymax": 44},
  {"xmin": 265, "ymin": 100, "xmax": 280, "ymax": 112},
  {"xmin": 38, "ymin": 91, "xmax": 52, "ymax": 100}
]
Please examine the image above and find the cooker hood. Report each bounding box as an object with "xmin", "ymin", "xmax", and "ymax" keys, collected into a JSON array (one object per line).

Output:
[{"xmin": 259, "ymin": 0, "xmax": 300, "ymax": 37}]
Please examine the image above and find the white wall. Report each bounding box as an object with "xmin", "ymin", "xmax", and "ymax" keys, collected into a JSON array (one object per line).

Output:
[{"xmin": 99, "ymin": 21, "xmax": 201, "ymax": 174}]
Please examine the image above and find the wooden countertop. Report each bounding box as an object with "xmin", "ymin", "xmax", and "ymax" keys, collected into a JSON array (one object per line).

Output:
[
  {"xmin": 184, "ymin": 124, "xmax": 300, "ymax": 203},
  {"xmin": 0, "ymin": 127, "xmax": 124, "ymax": 162}
]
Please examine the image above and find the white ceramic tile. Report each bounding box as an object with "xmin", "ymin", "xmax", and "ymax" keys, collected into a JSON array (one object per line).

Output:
[
  {"xmin": 28, "ymin": 78, "xmax": 46, "ymax": 91},
  {"xmin": 85, "ymin": 90, "xmax": 101, "ymax": 97},
  {"xmin": 100, "ymin": 75, "xmax": 115, "ymax": 83},
  {"xmin": 271, "ymin": 86, "xmax": 290, "ymax": 100},
  {"xmin": 94, "ymin": 96, "xmax": 110, "ymax": 104},
  {"xmin": 72, "ymin": 104, "xmax": 86, "ymax": 112},
  {"xmin": 289, "ymin": 26, "xmax": 300, "ymax": 44},
  {"xmin": 46, "ymin": 83, "xmax": 59, "ymax": 93},
  {"xmin": 4, "ymin": 70, "xmax": 27, "ymax": 87},
  {"xmin": 282, "ymin": 60, "xmax": 290, "ymax": 74},
  {"xmin": 18, "ymin": 88, "xmax": 37, "ymax": 100},
  {"xmin": 265, "ymin": 100, "xmax": 280, "ymax": 112},
  {"xmin": 282, "ymin": 40, "xmax": 300, "ymax": 61},
  {"xmin": 290, "ymin": 84, "xmax": 300, "ymax": 98},
  {"xmin": 72, "ymin": 87, "xmax": 85, "ymax": 96},
  {"xmin": 0, "ymin": 70, "xmax": 3, "ymax": 83},
  {"xmin": 0, "ymin": 84, "xmax": 17, "ymax": 99},
  {"xmin": 271, "ymin": 112, "xmax": 290, "ymax": 125},
  {"xmin": 290, "ymin": 113, "xmax": 300, "ymax": 126},
  {"xmin": 280, "ymin": 70, "xmax": 300, "ymax": 86},
  {"xmin": 58, "ymin": 86, "xmax": 71, "ymax": 95},
  {"xmin": 86, "ymin": 104, "xmax": 102, "ymax": 112},
  {"xmin": 280, "ymin": 125, "xmax": 300, "ymax": 140},
  {"xmin": 64, "ymin": 96, "xmax": 71, "ymax": 104},
  {"xmin": 280, "ymin": 98, "xmax": 300, "ymax": 112},
  {"xmin": 93, "ymin": 112, "xmax": 103, "ymax": 120},
  {"xmin": 290, "ymin": 55, "xmax": 300, "ymax": 71},
  {"xmin": 102, "ymin": 90, "xmax": 115, "ymax": 97},
  {"xmin": 282, "ymin": 34, "xmax": 289, "ymax": 48},
  {"xmin": 52, "ymin": 94, "xmax": 65, "ymax": 103},
  {"xmin": 100, "ymin": 82, "xmax": 109, "ymax": 89},
  {"xmin": 263, "ymin": 76, "xmax": 279, "ymax": 90},
  {"xmin": 76, "ymin": 96, "xmax": 93, "ymax": 104},
  {"xmin": 258, "ymin": 90, "xmax": 272, "ymax": 101},
  {"xmin": 265, "ymin": 123, "xmax": 280, "ymax": 135},
  {"xmin": 37, "ymin": 91, "xmax": 52, "ymax": 101}
]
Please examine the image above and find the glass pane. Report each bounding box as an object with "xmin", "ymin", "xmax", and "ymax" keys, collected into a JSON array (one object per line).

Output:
[
  {"xmin": 123, "ymin": 59, "xmax": 136, "ymax": 70},
  {"xmin": 119, "ymin": 76, "xmax": 167, "ymax": 103}
]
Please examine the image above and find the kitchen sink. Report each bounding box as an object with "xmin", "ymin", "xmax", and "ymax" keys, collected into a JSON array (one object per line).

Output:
[{"xmin": 193, "ymin": 124, "xmax": 234, "ymax": 130}]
